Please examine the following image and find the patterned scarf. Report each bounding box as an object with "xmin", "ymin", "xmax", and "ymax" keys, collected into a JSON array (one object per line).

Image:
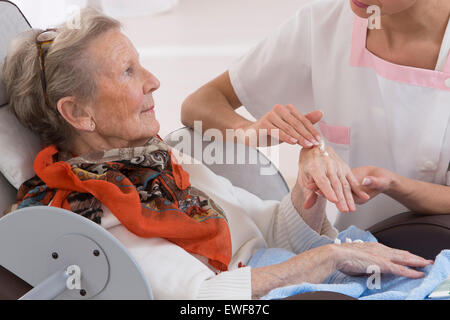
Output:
[{"xmin": 15, "ymin": 136, "xmax": 232, "ymax": 271}]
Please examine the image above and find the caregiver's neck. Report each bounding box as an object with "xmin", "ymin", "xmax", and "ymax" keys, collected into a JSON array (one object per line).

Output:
[
  {"xmin": 367, "ymin": 0, "xmax": 450, "ymax": 70},
  {"xmin": 382, "ymin": 0, "xmax": 449, "ymax": 38}
]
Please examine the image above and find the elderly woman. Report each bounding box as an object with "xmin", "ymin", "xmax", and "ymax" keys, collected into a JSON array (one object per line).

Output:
[{"xmin": 2, "ymin": 9, "xmax": 432, "ymax": 300}]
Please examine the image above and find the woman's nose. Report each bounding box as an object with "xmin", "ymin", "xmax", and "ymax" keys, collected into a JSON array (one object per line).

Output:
[{"xmin": 143, "ymin": 70, "xmax": 160, "ymax": 94}]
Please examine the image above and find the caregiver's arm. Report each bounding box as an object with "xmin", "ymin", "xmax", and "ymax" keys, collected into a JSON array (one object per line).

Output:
[
  {"xmin": 181, "ymin": 72, "xmax": 323, "ymax": 148},
  {"xmin": 353, "ymin": 166, "xmax": 450, "ymax": 214},
  {"xmin": 181, "ymin": 72, "xmax": 249, "ymax": 134},
  {"xmin": 387, "ymin": 175, "xmax": 450, "ymax": 214}
]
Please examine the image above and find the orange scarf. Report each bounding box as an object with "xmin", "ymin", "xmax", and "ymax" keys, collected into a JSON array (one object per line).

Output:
[{"xmin": 16, "ymin": 136, "xmax": 232, "ymax": 271}]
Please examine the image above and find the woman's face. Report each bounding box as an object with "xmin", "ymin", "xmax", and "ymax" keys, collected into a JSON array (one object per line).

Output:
[
  {"xmin": 87, "ymin": 29, "xmax": 160, "ymax": 148},
  {"xmin": 349, "ymin": 0, "xmax": 417, "ymax": 18}
]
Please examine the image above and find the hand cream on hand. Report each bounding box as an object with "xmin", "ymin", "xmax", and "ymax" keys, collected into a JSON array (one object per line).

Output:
[{"xmin": 319, "ymin": 139, "xmax": 329, "ymax": 157}]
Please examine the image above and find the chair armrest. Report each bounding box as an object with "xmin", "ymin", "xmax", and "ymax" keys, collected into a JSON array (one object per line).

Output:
[
  {"xmin": 368, "ymin": 212, "xmax": 450, "ymax": 260},
  {"xmin": 0, "ymin": 265, "xmax": 32, "ymax": 300}
]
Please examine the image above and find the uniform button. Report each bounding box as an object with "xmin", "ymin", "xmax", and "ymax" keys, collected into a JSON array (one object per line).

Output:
[
  {"xmin": 423, "ymin": 160, "xmax": 437, "ymax": 171},
  {"xmin": 445, "ymin": 78, "xmax": 450, "ymax": 88}
]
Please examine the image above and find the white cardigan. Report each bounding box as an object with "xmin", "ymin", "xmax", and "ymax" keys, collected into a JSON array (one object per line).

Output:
[{"xmin": 100, "ymin": 151, "xmax": 338, "ymax": 300}]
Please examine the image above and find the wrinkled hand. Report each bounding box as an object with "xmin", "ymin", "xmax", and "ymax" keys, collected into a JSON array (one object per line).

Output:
[
  {"xmin": 334, "ymin": 242, "xmax": 433, "ymax": 279},
  {"xmin": 242, "ymin": 105, "xmax": 323, "ymax": 147},
  {"xmin": 351, "ymin": 166, "xmax": 393, "ymax": 205},
  {"xmin": 297, "ymin": 144, "xmax": 370, "ymax": 212}
]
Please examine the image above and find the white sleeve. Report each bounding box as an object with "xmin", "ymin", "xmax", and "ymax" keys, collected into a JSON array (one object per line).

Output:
[
  {"xmin": 275, "ymin": 192, "xmax": 336, "ymax": 253},
  {"xmin": 228, "ymin": 183, "xmax": 335, "ymax": 254},
  {"xmin": 107, "ymin": 224, "xmax": 252, "ymax": 300},
  {"xmin": 229, "ymin": 4, "xmax": 314, "ymax": 120}
]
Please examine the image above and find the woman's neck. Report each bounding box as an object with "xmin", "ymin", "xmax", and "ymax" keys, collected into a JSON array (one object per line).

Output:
[{"xmin": 63, "ymin": 133, "xmax": 153, "ymax": 159}]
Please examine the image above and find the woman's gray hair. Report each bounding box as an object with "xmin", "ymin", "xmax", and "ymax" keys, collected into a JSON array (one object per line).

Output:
[{"xmin": 2, "ymin": 8, "xmax": 121, "ymax": 149}]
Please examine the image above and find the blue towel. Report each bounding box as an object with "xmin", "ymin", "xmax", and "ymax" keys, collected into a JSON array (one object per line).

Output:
[{"xmin": 248, "ymin": 226, "xmax": 450, "ymax": 300}]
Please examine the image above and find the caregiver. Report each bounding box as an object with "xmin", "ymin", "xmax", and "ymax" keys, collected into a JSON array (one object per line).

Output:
[{"xmin": 181, "ymin": 0, "xmax": 450, "ymax": 230}]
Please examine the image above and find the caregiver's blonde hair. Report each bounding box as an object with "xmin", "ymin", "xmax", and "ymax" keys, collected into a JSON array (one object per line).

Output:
[{"xmin": 2, "ymin": 8, "xmax": 121, "ymax": 149}]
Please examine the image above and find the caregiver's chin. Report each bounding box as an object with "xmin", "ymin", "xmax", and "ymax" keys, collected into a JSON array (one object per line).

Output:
[
  {"xmin": 58, "ymin": 29, "xmax": 161, "ymax": 156},
  {"xmin": 350, "ymin": 0, "xmax": 450, "ymax": 26},
  {"xmin": 350, "ymin": 0, "xmax": 417, "ymax": 18}
]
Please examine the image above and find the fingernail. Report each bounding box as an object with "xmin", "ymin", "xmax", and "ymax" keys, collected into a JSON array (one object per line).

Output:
[
  {"xmin": 362, "ymin": 178, "xmax": 372, "ymax": 186},
  {"xmin": 316, "ymin": 136, "xmax": 322, "ymax": 142},
  {"xmin": 291, "ymin": 138, "xmax": 298, "ymax": 144},
  {"xmin": 341, "ymin": 203, "xmax": 349, "ymax": 212},
  {"xmin": 305, "ymin": 141, "xmax": 313, "ymax": 147},
  {"xmin": 312, "ymin": 139, "xmax": 320, "ymax": 146}
]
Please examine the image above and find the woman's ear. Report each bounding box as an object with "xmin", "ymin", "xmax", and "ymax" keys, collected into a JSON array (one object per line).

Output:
[{"xmin": 57, "ymin": 97, "xmax": 94, "ymax": 132}]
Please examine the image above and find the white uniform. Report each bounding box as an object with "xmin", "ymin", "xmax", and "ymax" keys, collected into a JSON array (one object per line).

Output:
[{"xmin": 229, "ymin": 0, "xmax": 450, "ymax": 230}]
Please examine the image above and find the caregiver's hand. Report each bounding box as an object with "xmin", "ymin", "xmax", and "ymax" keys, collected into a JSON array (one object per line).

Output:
[
  {"xmin": 241, "ymin": 105, "xmax": 323, "ymax": 147},
  {"xmin": 351, "ymin": 166, "xmax": 393, "ymax": 205},
  {"xmin": 333, "ymin": 242, "xmax": 433, "ymax": 279},
  {"xmin": 298, "ymin": 144, "xmax": 370, "ymax": 212}
]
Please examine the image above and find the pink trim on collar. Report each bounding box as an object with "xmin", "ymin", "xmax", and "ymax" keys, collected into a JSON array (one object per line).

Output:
[{"xmin": 350, "ymin": 15, "xmax": 450, "ymax": 91}]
